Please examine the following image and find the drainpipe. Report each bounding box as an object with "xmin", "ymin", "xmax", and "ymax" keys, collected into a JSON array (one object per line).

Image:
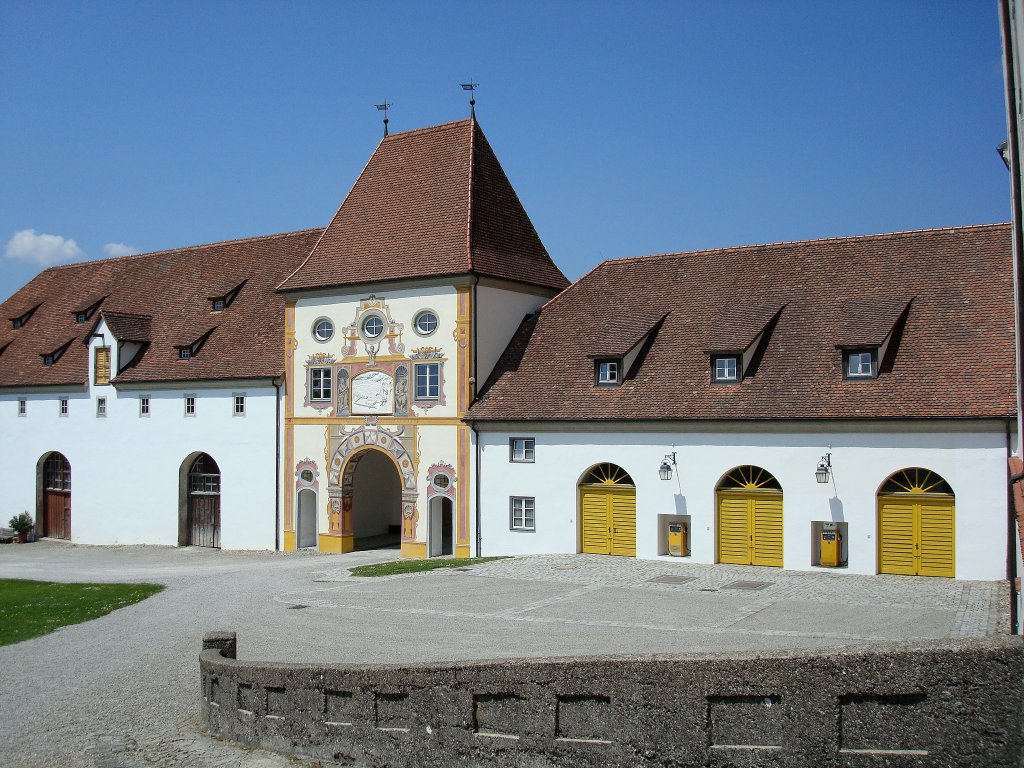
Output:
[
  {"xmin": 274, "ymin": 377, "xmax": 282, "ymax": 551},
  {"xmin": 471, "ymin": 278, "xmax": 482, "ymax": 557},
  {"xmin": 1008, "ymin": 420, "xmax": 1019, "ymax": 634}
]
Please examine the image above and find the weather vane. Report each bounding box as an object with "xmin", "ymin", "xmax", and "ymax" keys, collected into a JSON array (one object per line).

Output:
[
  {"xmin": 375, "ymin": 101, "xmax": 392, "ymax": 137},
  {"xmin": 460, "ymin": 81, "xmax": 479, "ymax": 119}
]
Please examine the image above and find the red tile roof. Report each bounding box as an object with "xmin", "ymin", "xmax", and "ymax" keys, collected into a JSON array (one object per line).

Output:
[
  {"xmin": 278, "ymin": 119, "xmax": 568, "ymax": 293},
  {"xmin": 0, "ymin": 229, "xmax": 322, "ymax": 388},
  {"xmin": 468, "ymin": 223, "xmax": 1016, "ymax": 422}
]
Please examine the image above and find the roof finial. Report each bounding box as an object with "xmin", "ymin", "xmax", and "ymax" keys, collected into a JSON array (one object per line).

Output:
[
  {"xmin": 460, "ymin": 80, "xmax": 479, "ymax": 119},
  {"xmin": 375, "ymin": 101, "xmax": 392, "ymax": 137}
]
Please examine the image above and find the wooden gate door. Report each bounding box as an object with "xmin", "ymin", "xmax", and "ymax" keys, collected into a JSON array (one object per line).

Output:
[
  {"xmin": 43, "ymin": 453, "xmax": 71, "ymax": 539},
  {"xmin": 189, "ymin": 495, "xmax": 221, "ymax": 548},
  {"xmin": 877, "ymin": 468, "xmax": 955, "ymax": 578},
  {"xmin": 579, "ymin": 464, "xmax": 636, "ymax": 557},
  {"xmin": 716, "ymin": 466, "xmax": 783, "ymax": 567}
]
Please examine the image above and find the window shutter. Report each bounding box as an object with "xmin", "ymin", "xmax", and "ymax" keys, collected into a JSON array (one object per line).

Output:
[{"xmin": 95, "ymin": 347, "xmax": 111, "ymax": 385}]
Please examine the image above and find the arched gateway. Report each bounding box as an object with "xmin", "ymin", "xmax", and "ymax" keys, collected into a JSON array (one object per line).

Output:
[
  {"xmin": 878, "ymin": 468, "xmax": 955, "ymax": 578},
  {"xmin": 579, "ymin": 463, "xmax": 636, "ymax": 556}
]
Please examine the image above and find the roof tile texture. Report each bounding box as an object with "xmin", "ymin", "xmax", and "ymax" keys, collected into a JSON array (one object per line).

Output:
[{"xmin": 469, "ymin": 224, "xmax": 1016, "ymax": 421}]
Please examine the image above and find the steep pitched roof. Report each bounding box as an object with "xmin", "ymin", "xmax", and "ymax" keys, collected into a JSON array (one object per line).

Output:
[
  {"xmin": 468, "ymin": 223, "xmax": 1015, "ymax": 422},
  {"xmin": 278, "ymin": 119, "xmax": 568, "ymax": 293},
  {"xmin": 0, "ymin": 229, "xmax": 322, "ymax": 388}
]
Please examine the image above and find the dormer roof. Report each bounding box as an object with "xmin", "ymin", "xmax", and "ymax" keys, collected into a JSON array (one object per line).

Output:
[
  {"xmin": 278, "ymin": 119, "xmax": 569, "ymax": 293},
  {"xmin": 468, "ymin": 223, "xmax": 1015, "ymax": 422}
]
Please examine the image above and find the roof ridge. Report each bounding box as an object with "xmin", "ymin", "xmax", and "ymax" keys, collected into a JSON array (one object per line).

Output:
[
  {"xmin": 42, "ymin": 227, "xmax": 324, "ymax": 272},
  {"xmin": 465, "ymin": 118, "xmax": 477, "ymax": 272},
  {"xmin": 383, "ymin": 119, "xmax": 472, "ymax": 141},
  {"xmin": 593, "ymin": 221, "xmax": 1012, "ymax": 269}
]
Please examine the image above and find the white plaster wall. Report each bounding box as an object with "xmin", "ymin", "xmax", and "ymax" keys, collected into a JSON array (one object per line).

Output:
[
  {"xmin": 0, "ymin": 322, "xmax": 280, "ymax": 549},
  {"xmin": 475, "ymin": 285, "xmax": 550, "ymax": 387},
  {"xmin": 477, "ymin": 426, "xmax": 1010, "ymax": 580}
]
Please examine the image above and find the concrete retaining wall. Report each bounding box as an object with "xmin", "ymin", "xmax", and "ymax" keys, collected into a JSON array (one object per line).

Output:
[{"xmin": 200, "ymin": 632, "xmax": 1024, "ymax": 767}]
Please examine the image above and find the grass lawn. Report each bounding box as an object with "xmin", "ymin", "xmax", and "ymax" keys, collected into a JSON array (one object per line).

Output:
[
  {"xmin": 0, "ymin": 579, "xmax": 164, "ymax": 646},
  {"xmin": 349, "ymin": 556, "xmax": 509, "ymax": 577}
]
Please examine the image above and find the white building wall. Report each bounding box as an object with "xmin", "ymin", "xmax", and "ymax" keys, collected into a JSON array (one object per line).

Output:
[
  {"xmin": 0, "ymin": 320, "xmax": 280, "ymax": 549},
  {"xmin": 475, "ymin": 284, "xmax": 551, "ymax": 387},
  {"xmin": 477, "ymin": 425, "xmax": 1010, "ymax": 580}
]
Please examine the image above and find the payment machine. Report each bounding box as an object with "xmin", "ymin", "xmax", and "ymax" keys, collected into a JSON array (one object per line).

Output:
[
  {"xmin": 667, "ymin": 521, "xmax": 689, "ymax": 557},
  {"xmin": 819, "ymin": 522, "xmax": 843, "ymax": 567}
]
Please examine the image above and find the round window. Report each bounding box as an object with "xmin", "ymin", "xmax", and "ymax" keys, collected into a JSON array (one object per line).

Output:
[
  {"xmin": 414, "ymin": 310, "xmax": 438, "ymax": 336},
  {"xmin": 299, "ymin": 469, "xmax": 314, "ymax": 484},
  {"xmin": 432, "ymin": 473, "xmax": 451, "ymax": 491},
  {"xmin": 362, "ymin": 315, "xmax": 384, "ymax": 339},
  {"xmin": 312, "ymin": 318, "xmax": 334, "ymax": 342}
]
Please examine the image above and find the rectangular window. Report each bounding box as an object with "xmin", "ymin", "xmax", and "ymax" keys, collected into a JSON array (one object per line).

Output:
[
  {"xmin": 94, "ymin": 347, "xmax": 111, "ymax": 385},
  {"xmin": 846, "ymin": 350, "xmax": 876, "ymax": 379},
  {"xmin": 596, "ymin": 359, "xmax": 620, "ymax": 385},
  {"xmin": 510, "ymin": 437, "xmax": 535, "ymax": 463},
  {"xmin": 139, "ymin": 396, "xmax": 150, "ymax": 417},
  {"xmin": 415, "ymin": 363, "xmax": 440, "ymax": 400},
  {"xmin": 178, "ymin": 348, "xmax": 191, "ymax": 360},
  {"xmin": 59, "ymin": 398, "xmax": 69, "ymax": 417},
  {"xmin": 12, "ymin": 318, "xmax": 22, "ymax": 330},
  {"xmin": 510, "ymin": 497, "xmax": 536, "ymax": 531},
  {"xmin": 212, "ymin": 298, "xmax": 225, "ymax": 312},
  {"xmin": 184, "ymin": 395, "xmax": 196, "ymax": 416},
  {"xmin": 233, "ymin": 393, "xmax": 246, "ymax": 416},
  {"xmin": 18, "ymin": 398, "xmax": 26, "ymax": 416},
  {"xmin": 713, "ymin": 355, "xmax": 739, "ymax": 382},
  {"xmin": 96, "ymin": 397, "xmax": 107, "ymax": 417},
  {"xmin": 310, "ymin": 368, "xmax": 332, "ymax": 401}
]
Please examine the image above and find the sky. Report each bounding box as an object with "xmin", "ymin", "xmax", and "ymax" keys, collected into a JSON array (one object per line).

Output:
[{"xmin": 0, "ymin": 1, "xmax": 1012, "ymax": 301}]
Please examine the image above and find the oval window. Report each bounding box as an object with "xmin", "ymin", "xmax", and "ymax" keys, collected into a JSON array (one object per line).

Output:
[
  {"xmin": 300, "ymin": 469, "xmax": 314, "ymax": 484},
  {"xmin": 313, "ymin": 318, "xmax": 334, "ymax": 342},
  {"xmin": 433, "ymin": 473, "xmax": 451, "ymax": 491},
  {"xmin": 414, "ymin": 310, "xmax": 438, "ymax": 336},
  {"xmin": 362, "ymin": 315, "xmax": 384, "ymax": 339}
]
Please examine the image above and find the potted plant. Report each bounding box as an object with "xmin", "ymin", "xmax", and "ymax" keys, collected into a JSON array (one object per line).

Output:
[{"xmin": 9, "ymin": 512, "xmax": 33, "ymax": 543}]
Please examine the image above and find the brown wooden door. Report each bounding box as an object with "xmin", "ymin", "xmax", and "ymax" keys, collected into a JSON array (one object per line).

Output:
[
  {"xmin": 42, "ymin": 453, "xmax": 71, "ymax": 539},
  {"xmin": 188, "ymin": 495, "xmax": 220, "ymax": 548}
]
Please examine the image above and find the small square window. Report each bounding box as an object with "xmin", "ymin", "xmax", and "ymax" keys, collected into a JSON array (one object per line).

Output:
[
  {"xmin": 59, "ymin": 398, "xmax": 69, "ymax": 417},
  {"xmin": 96, "ymin": 398, "xmax": 107, "ymax": 418},
  {"xmin": 75, "ymin": 312, "xmax": 87, "ymax": 324},
  {"xmin": 184, "ymin": 395, "xmax": 196, "ymax": 416},
  {"xmin": 43, "ymin": 355, "xmax": 54, "ymax": 367},
  {"xmin": 596, "ymin": 359, "xmax": 620, "ymax": 386},
  {"xmin": 139, "ymin": 396, "xmax": 150, "ymax": 417},
  {"xmin": 510, "ymin": 437, "xmax": 535, "ymax": 463},
  {"xmin": 846, "ymin": 350, "xmax": 876, "ymax": 379},
  {"xmin": 18, "ymin": 398, "xmax": 26, "ymax": 417},
  {"xmin": 510, "ymin": 497, "xmax": 536, "ymax": 531},
  {"xmin": 12, "ymin": 318, "xmax": 22, "ymax": 330},
  {"xmin": 310, "ymin": 368, "xmax": 332, "ymax": 401},
  {"xmin": 415, "ymin": 363, "xmax": 440, "ymax": 400},
  {"xmin": 178, "ymin": 348, "xmax": 192, "ymax": 360},
  {"xmin": 233, "ymin": 394, "xmax": 246, "ymax": 416},
  {"xmin": 713, "ymin": 355, "xmax": 739, "ymax": 382},
  {"xmin": 212, "ymin": 298, "xmax": 225, "ymax": 312}
]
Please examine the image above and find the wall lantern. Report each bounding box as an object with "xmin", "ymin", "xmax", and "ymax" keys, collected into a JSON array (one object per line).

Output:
[
  {"xmin": 659, "ymin": 452, "xmax": 677, "ymax": 481},
  {"xmin": 815, "ymin": 453, "xmax": 832, "ymax": 484}
]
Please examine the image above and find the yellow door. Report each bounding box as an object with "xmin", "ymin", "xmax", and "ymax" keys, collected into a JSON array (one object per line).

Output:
[
  {"xmin": 717, "ymin": 492, "xmax": 783, "ymax": 567},
  {"xmin": 879, "ymin": 497, "xmax": 954, "ymax": 578},
  {"xmin": 580, "ymin": 487, "xmax": 636, "ymax": 556}
]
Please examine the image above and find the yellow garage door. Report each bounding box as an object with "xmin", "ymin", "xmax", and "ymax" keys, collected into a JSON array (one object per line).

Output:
[
  {"xmin": 581, "ymin": 489, "xmax": 611, "ymax": 555},
  {"xmin": 579, "ymin": 463, "xmax": 636, "ymax": 557},
  {"xmin": 878, "ymin": 497, "xmax": 955, "ymax": 578},
  {"xmin": 717, "ymin": 492, "xmax": 783, "ymax": 567}
]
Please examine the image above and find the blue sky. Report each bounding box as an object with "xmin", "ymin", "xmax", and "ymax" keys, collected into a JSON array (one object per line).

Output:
[{"xmin": 0, "ymin": 1, "xmax": 1010, "ymax": 300}]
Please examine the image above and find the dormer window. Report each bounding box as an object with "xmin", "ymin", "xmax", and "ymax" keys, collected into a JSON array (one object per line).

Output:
[
  {"xmin": 72, "ymin": 298, "xmax": 104, "ymax": 324},
  {"xmin": 175, "ymin": 329, "xmax": 213, "ymax": 361},
  {"xmin": 43, "ymin": 354, "xmax": 54, "ymax": 366},
  {"xmin": 713, "ymin": 355, "xmax": 740, "ymax": 383},
  {"xmin": 208, "ymin": 281, "xmax": 245, "ymax": 313},
  {"xmin": 75, "ymin": 313, "xmax": 87, "ymax": 323},
  {"xmin": 41, "ymin": 341, "xmax": 71, "ymax": 367},
  {"xmin": 178, "ymin": 347, "xmax": 192, "ymax": 360},
  {"xmin": 212, "ymin": 298, "xmax": 225, "ymax": 312},
  {"xmin": 10, "ymin": 306, "xmax": 37, "ymax": 329},
  {"xmin": 596, "ymin": 359, "xmax": 621, "ymax": 386},
  {"xmin": 845, "ymin": 349, "xmax": 877, "ymax": 379},
  {"xmin": 12, "ymin": 318, "xmax": 22, "ymax": 329}
]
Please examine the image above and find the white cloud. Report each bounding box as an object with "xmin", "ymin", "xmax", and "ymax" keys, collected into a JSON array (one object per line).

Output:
[
  {"xmin": 4, "ymin": 229, "xmax": 86, "ymax": 266},
  {"xmin": 103, "ymin": 242, "xmax": 139, "ymax": 258}
]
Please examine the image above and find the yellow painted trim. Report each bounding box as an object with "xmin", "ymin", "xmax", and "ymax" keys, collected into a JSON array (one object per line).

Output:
[
  {"xmin": 289, "ymin": 416, "xmax": 465, "ymax": 426},
  {"xmin": 455, "ymin": 285, "xmax": 472, "ymax": 416},
  {"xmin": 318, "ymin": 533, "xmax": 353, "ymax": 553},
  {"xmin": 455, "ymin": 545, "xmax": 470, "ymax": 558},
  {"xmin": 283, "ymin": 530, "xmax": 296, "ymax": 552},
  {"xmin": 283, "ymin": 301, "xmax": 297, "ymax": 534},
  {"xmin": 401, "ymin": 541, "xmax": 427, "ymax": 559}
]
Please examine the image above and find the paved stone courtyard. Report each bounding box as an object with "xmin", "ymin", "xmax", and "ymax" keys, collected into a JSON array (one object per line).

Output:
[{"xmin": 0, "ymin": 543, "xmax": 1008, "ymax": 767}]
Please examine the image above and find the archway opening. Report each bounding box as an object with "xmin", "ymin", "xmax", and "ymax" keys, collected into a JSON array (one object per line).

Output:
[
  {"xmin": 37, "ymin": 452, "xmax": 71, "ymax": 540},
  {"xmin": 878, "ymin": 467, "xmax": 955, "ymax": 578},
  {"xmin": 716, "ymin": 465, "xmax": 783, "ymax": 567},
  {"xmin": 428, "ymin": 497, "xmax": 453, "ymax": 557},
  {"xmin": 297, "ymin": 488, "xmax": 317, "ymax": 549},
  {"xmin": 578, "ymin": 462, "xmax": 636, "ymax": 557},
  {"xmin": 350, "ymin": 449, "xmax": 402, "ymax": 550},
  {"xmin": 180, "ymin": 453, "xmax": 221, "ymax": 548}
]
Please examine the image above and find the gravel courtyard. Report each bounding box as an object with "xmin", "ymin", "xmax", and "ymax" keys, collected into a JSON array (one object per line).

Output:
[{"xmin": 0, "ymin": 542, "xmax": 1008, "ymax": 767}]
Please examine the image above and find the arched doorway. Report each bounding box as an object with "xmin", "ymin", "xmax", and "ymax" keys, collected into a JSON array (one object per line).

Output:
[
  {"xmin": 184, "ymin": 454, "xmax": 221, "ymax": 548},
  {"xmin": 579, "ymin": 463, "xmax": 636, "ymax": 556},
  {"xmin": 878, "ymin": 468, "xmax": 955, "ymax": 578},
  {"xmin": 348, "ymin": 449, "xmax": 402, "ymax": 549},
  {"xmin": 716, "ymin": 465, "xmax": 783, "ymax": 567},
  {"xmin": 39, "ymin": 452, "xmax": 71, "ymax": 539},
  {"xmin": 297, "ymin": 489, "xmax": 317, "ymax": 549},
  {"xmin": 428, "ymin": 497, "xmax": 453, "ymax": 557}
]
